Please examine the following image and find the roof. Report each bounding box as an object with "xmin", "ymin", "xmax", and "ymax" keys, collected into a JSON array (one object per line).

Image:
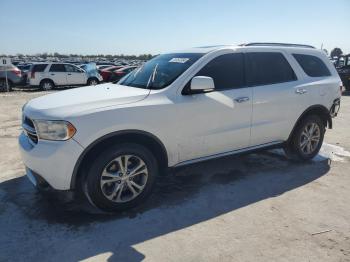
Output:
[{"xmin": 173, "ymin": 42, "xmax": 318, "ymax": 54}]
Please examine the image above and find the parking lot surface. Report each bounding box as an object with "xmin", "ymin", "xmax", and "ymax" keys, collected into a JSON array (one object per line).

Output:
[{"xmin": 1, "ymin": 89, "xmax": 350, "ymax": 261}]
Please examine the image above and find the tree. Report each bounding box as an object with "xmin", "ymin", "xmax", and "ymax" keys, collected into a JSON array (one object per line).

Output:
[{"xmin": 330, "ymin": 48, "xmax": 343, "ymax": 58}]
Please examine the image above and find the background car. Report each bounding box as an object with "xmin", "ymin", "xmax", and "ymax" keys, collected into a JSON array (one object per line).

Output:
[
  {"xmin": 17, "ymin": 64, "xmax": 32, "ymax": 86},
  {"xmin": 336, "ymin": 54, "xmax": 350, "ymax": 91},
  {"xmin": 0, "ymin": 65, "xmax": 23, "ymax": 91},
  {"xmin": 28, "ymin": 63, "xmax": 103, "ymax": 90},
  {"xmin": 99, "ymin": 65, "xmax": 124, "ymax": 82},
  {"xmin": 109, "ymin": 66, "xmax": 138, "ymax": 82}
]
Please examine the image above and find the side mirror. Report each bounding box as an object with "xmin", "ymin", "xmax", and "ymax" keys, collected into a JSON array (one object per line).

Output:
[{"xmin": 190, "ymin": 76, "xmax": 215, "ymax": 94}]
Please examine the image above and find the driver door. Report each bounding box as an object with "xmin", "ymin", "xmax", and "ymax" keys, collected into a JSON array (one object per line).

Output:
[
  {"xmin": 177, "ymin": 53, "xmax": 253, "ymax": 162},
  {"xmin": 64, "ymin": 64, "xmax": 87, "ymax": 85}
]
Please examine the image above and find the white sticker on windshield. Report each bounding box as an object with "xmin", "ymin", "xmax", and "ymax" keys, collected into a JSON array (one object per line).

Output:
[{"xmin": 169, "ymin": 58, "xmax": 189, "ymax": 63}]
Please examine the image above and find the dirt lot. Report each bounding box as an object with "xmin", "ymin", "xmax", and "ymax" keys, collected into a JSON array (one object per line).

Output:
[{"xmin": 0, "ymin": 89, "xmax": 350, "ymax": 261}]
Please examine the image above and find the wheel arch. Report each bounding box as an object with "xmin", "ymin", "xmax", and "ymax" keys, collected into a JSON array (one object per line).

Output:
[
  {"xmin": 40, "ymin": 78, "xmax": 55, "ymax": 86},
  {"xmin": 288, "ymin": 104, "xmax": 332, "ymax": 142},
  {"xmin": 70, "ymin": 130, "xmax": 169, "ymax": 189},
  {"xmin": 87, "ymin": 77, "xmax": 99, "ymax": 84}
]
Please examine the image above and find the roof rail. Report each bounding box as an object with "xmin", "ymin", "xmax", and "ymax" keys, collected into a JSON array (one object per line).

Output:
[{"xmin": 242, "ymin": 42, "xmax": 316, "ymax": 49}]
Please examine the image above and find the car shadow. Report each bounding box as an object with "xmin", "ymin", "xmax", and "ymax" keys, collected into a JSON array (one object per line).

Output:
[{"xmin": 0, "ymin": 150, "xmax": 331, "ymax": 261}]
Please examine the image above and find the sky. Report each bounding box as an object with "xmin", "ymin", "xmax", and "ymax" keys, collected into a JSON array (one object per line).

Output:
[{"xmin": 0, "ymin": 0, "xmax": 349, "ymax": 55}]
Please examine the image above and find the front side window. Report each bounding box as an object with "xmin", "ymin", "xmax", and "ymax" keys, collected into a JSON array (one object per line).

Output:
[
  {"xmin": 246, "ymin": 52, "xmax": 297, "ymax": 86},
  {"xmin": 119, "ymin": 53, "xmax": 203, "ymax": 89},
  {"xmin": 195, "ymin": 53, "xmax": 245, "ymax": 90},
  {"xmin": 49, "ymin": 64, "xmax": 66, "ymax": 72},
  {"xmin": 293, "ymin": 54, "xmax": 331, "ymax": 77},
  {"xmin": 64, "ymin": 64, "xmax": 80, "ymax": 72}
]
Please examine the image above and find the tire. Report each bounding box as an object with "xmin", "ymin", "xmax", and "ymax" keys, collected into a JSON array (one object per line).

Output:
[
  {"xmin": 284, "ymin": 115, "xmax": 325, "ymax": 161},
  {"xmin": 40, "ymin": 79, "xmax": 54, "ymax": 91},
  {"xmin": 87, "ymin": 78, "xmax": 99, "ymax": 86},
  {"xmin": 0, "ymin": 79, "xmax": 12, "ymax": 92},
  {"xmin": 83, "ymin": 143, "xmax": 158, "ymax": 212}
]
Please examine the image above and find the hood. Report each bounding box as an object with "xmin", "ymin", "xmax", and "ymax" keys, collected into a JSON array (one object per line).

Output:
[{"xmin": 24, "ymin": 83, "xmax": 150, "ymax": 119}]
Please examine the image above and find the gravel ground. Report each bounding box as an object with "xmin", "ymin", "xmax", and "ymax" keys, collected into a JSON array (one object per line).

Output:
[{"xmin": 0, "ymin": 89, "xmax": 350, "ymax": 262}]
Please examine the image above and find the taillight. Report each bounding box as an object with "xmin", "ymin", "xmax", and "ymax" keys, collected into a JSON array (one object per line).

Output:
[
  {"xmin": 12, "ymin": 69, "xmax": 21, "ymax": 77},
  {"xmin": 340, "ymin": 83, "xmax": 344, "ymax": 93}
]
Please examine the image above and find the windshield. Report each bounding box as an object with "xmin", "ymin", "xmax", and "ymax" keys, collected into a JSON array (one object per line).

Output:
[{"xmin": 118, "ymin": 53, "xmax": 203, "ymax": 89}]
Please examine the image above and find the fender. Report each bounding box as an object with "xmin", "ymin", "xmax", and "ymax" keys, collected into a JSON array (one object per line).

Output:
[
  {"xmin": 70, "ymin": 129, "xmax": 168, "ymax": 189},
  {"xmin": 288, "ymin": 104, "xmax": 332, "ymax": 142}
]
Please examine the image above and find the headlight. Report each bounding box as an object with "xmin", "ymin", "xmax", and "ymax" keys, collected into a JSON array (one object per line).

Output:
[{"xmin": 34, "ymin": 120, "xmax": 76, "ymax": 141}]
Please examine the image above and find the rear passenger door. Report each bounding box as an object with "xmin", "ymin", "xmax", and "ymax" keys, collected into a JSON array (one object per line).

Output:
[
  {"xmin": 64, "ymin": 64, "xmax": 87, "ymax": 85},
  {"xmin": 48, "ymin": 64, "xmax": 67, "ymax": 86},
  {"xmin": 246, "ymin": 52, "xmax": 304, "ymax": 146}
]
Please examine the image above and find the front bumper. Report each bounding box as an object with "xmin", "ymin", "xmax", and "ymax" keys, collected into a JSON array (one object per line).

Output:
[{"xmin": 18, "ymin": 132, "xmax": 84, "ymax": 190}]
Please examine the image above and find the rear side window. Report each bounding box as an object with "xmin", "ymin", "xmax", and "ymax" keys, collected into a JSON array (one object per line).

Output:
[
  {"xmin": 32, "ymin": 64, "xmax": 48, "ymax": 72},
  {"xmin": 246, "ymin": 52, "xmax": 297, "ymax": 86},
  {"xmin": 293, "ymin": 54, "xmax": 331, "ymax": 77},
  {"xmin": 49, "ymin": 64, "xmax": 66, "ymax": 72},
  {"xmin": 196, "ymin": 53, "xmax": 245, "ymax": 90}
]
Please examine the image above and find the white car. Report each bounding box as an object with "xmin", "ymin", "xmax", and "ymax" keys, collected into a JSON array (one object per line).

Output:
[
  {"xmin": 19, "ymin": 43, "xmax": 342, "ymax": 211},
  {"xmin": 28, "ymin": 63, "xmax": 103, "ymax": 90}
]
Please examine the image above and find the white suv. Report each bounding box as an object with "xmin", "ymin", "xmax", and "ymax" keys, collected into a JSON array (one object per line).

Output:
[
  {"xmin": 19, "ymin": 43, "xmax": 342, "ymax": 211},
  {"xmin": 28, "ymin": 63, "xmax": 103, "ymax": 90}
]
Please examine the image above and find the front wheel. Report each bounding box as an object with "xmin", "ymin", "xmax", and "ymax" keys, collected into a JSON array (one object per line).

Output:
[
  {"xmin": 0, "ymin": 79, "xmax": 12, "ymax": 92},
  {"xmin": 284, "ymin": 115, "xmax": 325, "ymax": 160},
  {"xmin": 87, "ymin": 78, "xmax": 99, "ymax": 86},
  {"xmin": 83, "ymin": 143, "xmax": 158, "ymax": 212}
]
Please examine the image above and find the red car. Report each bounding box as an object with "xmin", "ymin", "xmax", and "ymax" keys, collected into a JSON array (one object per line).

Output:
[
  {"xmin": 110, "ymin": 66, "xmax": 138, "ymax": 82},
  {"xmin": 99, "ymin": 66, "xmax": 124, "ymax": 82}
]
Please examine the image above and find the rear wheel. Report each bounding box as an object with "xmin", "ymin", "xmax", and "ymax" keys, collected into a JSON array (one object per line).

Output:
[
  {"xmin": 83, "ymin": 143, "xmax": 158, "ymax": 212},
  {"xmin": 0, "ymin": 79, "xmax": 13, "ymax": 92},
  {"xmin": 40, "ymin": 80, "xmax": 54, "ymax": 91},
  {"xmin": 284, "ymin": 115, "xmax": 325, "ymax": 160}
]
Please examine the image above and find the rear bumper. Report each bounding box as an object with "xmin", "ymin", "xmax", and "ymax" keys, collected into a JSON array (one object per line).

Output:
[{"xmin": 19, "ymin": 132, "xmax": 84, "ymax": 190}]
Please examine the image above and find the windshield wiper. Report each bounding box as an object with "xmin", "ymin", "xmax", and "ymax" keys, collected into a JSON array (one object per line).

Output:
[{"xmin": 146, "ymin": 63, "xmax": 158, "ymax": 89}]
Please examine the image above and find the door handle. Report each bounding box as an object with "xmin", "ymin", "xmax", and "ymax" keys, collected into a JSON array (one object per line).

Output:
[
  {"xmin": 234, "ymin": 97, "xmax": 250, "ymax": 103},
  {"xmin": 295, "ymin": 88, "xmax": 307, "ymax": 94},
  {"xmin": 50, "ymin": 73, "xmax": 55, "ymax": 76},
  {"xmin": 68, "ymin": 73, "xmax": 72, "ymax": 75}
]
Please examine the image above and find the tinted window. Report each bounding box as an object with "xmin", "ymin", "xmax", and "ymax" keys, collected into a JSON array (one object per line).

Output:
[
  {"xmin": 196, "ymin": 53, "xmax": 245, "ymax": 90},
  {"xmin": 49, "ymin": 64, "xmax": 66, "ymax": 72},
  {"xmin": 64, "ymin": 64, "xmax": 80, "ymax": 72},
  {"xmin": 246, "ymin": 52, "xmax": 296, "ymax": 86},
  {"xmin": 32, "ymin": 64, "xmax": 48, "ymax": 72},
  {"xmin": 293, "ymin": 54, "xmax": 331, "ymax": 77}
]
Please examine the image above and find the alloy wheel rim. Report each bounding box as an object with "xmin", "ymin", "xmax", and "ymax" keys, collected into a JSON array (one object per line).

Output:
[
  {"xmin": 100, "ymin": 154, "xmax": 148, "ymax": 203},
  {"xmin": 300, "ymin": 122, "xmax": 320, "ymax": 155},
  {"xmin": 90, "ymin": 80, "xmax": 97, "ymax": 85},
  {"xmin": 44, "ymin": 82, "xmax": 52, "ymax": 90}
]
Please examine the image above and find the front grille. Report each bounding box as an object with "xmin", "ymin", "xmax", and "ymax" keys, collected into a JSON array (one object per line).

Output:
[{"xmin": 22, "ymin": 115, "xmax": 38, "ymax": 144}]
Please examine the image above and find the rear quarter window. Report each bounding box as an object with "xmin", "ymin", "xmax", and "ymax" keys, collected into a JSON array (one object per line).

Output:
[
  {"xmin": 32, "ymin": 64, "xmax": 48, "ymax": 72},
  {"xmin": 293, "ymin": 54, "xmax": 331, "ymax": 77}
]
